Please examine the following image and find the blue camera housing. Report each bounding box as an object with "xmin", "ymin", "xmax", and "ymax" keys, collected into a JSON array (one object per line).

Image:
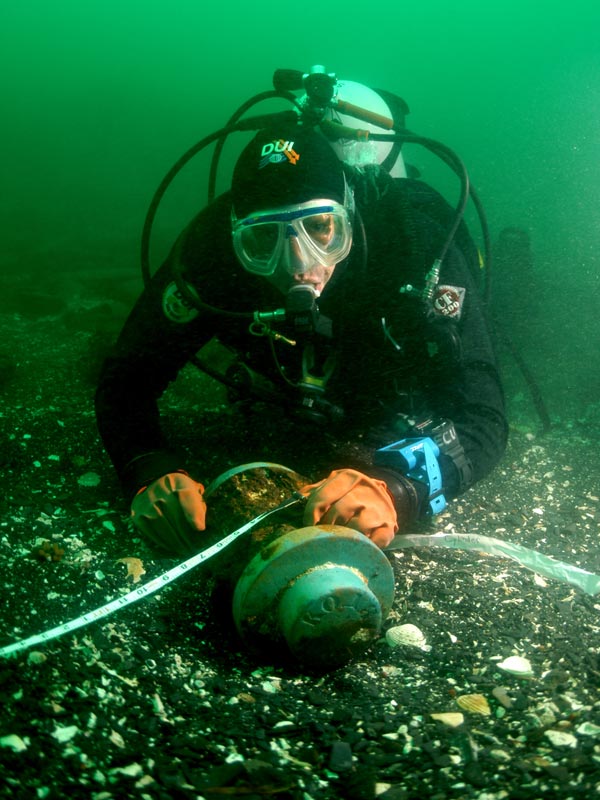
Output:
[{"xmin": 374, "ymin": 437, "xmax": 446, "ymax": 515}]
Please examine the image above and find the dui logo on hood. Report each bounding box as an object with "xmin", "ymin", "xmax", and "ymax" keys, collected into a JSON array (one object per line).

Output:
[{"xmin": 259, "ymin": 139, "xmax": 300, "ymax": 168}]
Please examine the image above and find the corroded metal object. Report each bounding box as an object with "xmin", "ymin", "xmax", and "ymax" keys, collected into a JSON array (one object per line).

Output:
[{"xmin": 232, "ymin": 525, "xmax": 395, "ymax": 669}]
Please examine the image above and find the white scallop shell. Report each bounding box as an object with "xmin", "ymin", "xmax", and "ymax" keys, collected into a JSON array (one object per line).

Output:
[
  {"xmin": 385, "ymin": 623, "xmax": 431, "ymax": 651},
  {"xmin": 496, "ymin": 655, "xmax": 533, "ymax": 676}
]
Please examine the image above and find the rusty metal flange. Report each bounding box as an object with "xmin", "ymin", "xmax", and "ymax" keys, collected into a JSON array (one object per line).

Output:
[{"xmin": 232, "ymin": 525, "xmax": 395, "ymax": 669}]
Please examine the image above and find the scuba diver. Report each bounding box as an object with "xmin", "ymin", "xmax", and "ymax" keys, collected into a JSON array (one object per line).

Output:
[{"xmin": 94, "ymin": 66, "xmax": 508, "ymax": 556}]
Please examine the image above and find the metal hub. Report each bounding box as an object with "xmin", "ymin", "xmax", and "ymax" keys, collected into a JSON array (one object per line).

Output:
[{"xmin": 232, "ymin": 525, "xmax": 395, "ymax": 669}]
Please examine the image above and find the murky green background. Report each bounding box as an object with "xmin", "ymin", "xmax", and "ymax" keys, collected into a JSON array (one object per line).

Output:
[{"xmin": 2, "ymin": 1, "xmax": 598, "ymax": 419}]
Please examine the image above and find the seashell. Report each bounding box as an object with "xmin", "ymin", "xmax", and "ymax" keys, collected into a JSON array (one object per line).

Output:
[
  {"xmin": 385, "ymin": 623, "xmax": 431, "ymax": 651},
  {"xmin": 77, "ymin": 471, "xmax": 101, "ymax": 487},
  {"xmin": 496, "ymin": 655, "xmax": 533, "ymax": 676},
  {"xmin": 430, "ymin": 712, "xmax": 464, "ymax": 728},
  {"xmin": 27, "ymin": 651, "xmax": 47, "ymax": 665},
  {"xmin": 456, "ymin": 693, "xmax": 491, "ymax": 716},
  {"xmin": 492, "ymin": 686, "xmax": 514, "ymax": 709}
]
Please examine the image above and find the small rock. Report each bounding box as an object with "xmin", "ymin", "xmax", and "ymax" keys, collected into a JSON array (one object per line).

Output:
[
  {"xmin": 544, "ymin": 729, "xmax": 577, "ymax": 748},
  {"xmin": 328, "ymin": 740, "xmax": 353, "ymax": 772},
  {"xmin": 0, "ymin": 734, "xmax": 28, "ymax": 752},
  {"xmin": 576, "ymin": 722, "xmax": 600, "ymax": 737},
  {"xmin": 109, "ymin": 763, "xmax": 144, "ymax": 778},
  {"xmin": 109, "ymin": 729, "xmax": 126, "ymax": 748},
  {"xmin": 52, "ymin": 725, "xmax": 79, "ymax": 743},
  {"xmin": 492, "ymin": 686, "xmax": 514, "ymax": 709}
]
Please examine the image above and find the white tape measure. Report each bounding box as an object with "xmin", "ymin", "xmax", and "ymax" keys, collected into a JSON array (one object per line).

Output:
[{"xmin": 0, "ymin": 491, "xmax": 304, "ymax": 659}]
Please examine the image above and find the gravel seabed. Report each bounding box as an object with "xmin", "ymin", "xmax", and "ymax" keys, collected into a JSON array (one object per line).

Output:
[{"xmin": 1, "ymin": 297, "xmax": 599, "ymax": 800}]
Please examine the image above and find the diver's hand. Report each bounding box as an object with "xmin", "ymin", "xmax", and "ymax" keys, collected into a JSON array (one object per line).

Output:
[
  {"xmin": 131, "ymin": 472, "xmax": 207, "ymax": 556},
  {"xmin": 300, "ymin": 468, "xmax": 398, "ymax": 548}
]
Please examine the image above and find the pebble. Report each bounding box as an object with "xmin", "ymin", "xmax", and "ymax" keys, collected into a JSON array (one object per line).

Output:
[
  {"xmin": 109, "ymin": 729, "xmax": 126, "ymax": 748},
  {"xmin": 0, "ymin": 734, "xmax": 28, "ymax": 752},
  {"xmin": 492, "ymin": 686, "xmax": 514, "ymax": 709},
  {"xmin": 544, "ymin": 729, "xmax": 577, "ymax": 748},
  {"xmin": 52, "ymin": 725, "xmax": 79, "ymax": 743},
  {"xmin": 534, "ymin": 702, "xmax": 558, "ymax": 727},
  {"xmin": 109, "ymin": 763, "xmax": 144, "ymax": 778},
  {"xmin": 576, "ymin": 722, "xmax": 600, "ymax": 737},
  {"xmin": 328, "ymin": 740, "xmax": 353, "ymax": 772}
]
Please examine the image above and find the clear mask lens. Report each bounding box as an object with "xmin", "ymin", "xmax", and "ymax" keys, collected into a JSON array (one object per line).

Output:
[{"xmin": 232, "ymin": 199, "xmax": 353, "ymax": 276}]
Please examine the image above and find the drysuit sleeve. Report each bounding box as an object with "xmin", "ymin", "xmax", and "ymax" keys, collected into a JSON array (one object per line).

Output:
[
  {"xmin": 363, "ymin": 183, "xmax": 508, "ymax": 516},
  {"xmin": 426, "ymin": 240, "xmax": 508, "ymax": 499},
  {"xmin": 94, "ymin": 254, "xmax": 214, "ymax": 500},
  {"xmin": 368, "ymin": 259, "xmax": 508, "ymax": 521},
  {"xmin": 93, "ymin": 192, "xmax": 247, "ymax": 502}
]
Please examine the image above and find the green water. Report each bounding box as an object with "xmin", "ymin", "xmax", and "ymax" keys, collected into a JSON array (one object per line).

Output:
[{"xmin": 2, "ymin": 0, "xmax": 599, "ymax": 416}]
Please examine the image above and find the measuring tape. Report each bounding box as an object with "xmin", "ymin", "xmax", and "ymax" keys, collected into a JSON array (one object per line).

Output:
[{"xmin": 0, "ymin": 490, "xmax": 305, "ymax": 659}]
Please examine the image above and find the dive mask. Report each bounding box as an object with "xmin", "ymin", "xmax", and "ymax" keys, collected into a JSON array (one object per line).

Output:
[{"xmin": 232, "ymin": 197, "xmax": 353, "ymax": 277}]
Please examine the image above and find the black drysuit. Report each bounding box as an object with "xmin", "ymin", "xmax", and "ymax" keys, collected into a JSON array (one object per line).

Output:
[{"xmin": 95, "ymin": 177, "xmax": 508, "ymax": 515}]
